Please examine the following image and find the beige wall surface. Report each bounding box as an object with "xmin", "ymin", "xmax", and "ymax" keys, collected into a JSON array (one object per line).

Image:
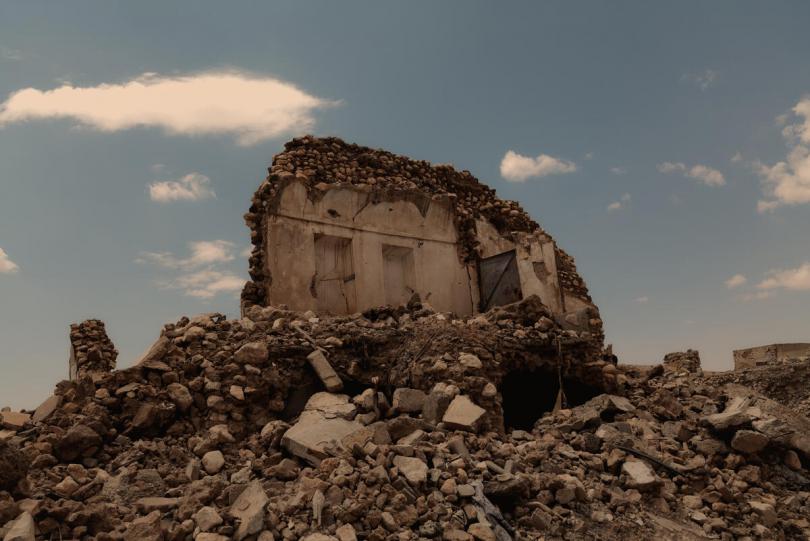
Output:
[
  {"xmin": 264, "ymin": 181, "xmax": 476, "ymax": 315},
  {"xmin": 733, "ymin": 342, "xmax": 810, "ymax": 370}
]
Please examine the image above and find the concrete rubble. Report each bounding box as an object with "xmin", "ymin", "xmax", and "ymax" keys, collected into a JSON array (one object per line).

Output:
[{"xmin": 0, "ymin": 301, "xmax": 807, "ymax": 541}]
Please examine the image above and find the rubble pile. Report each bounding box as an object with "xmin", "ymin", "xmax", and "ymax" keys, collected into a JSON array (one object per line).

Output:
[
  {"xmin": 1, "ymin": 302, "xmax": 809, "ymax": 541},
  {"xmin": 242, "ymin": 136, "xmax": 593, "ymax": 307},
  {"xmin": 706, "ymin": 358, "xmax": 810, "ymax": 419}
]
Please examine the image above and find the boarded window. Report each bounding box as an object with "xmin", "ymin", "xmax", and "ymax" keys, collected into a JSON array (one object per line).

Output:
[
  {"xmin": 382, "ymin": 244, "xmax": 416, "ymax": 307},
  {"xmin": 479, "ymin": 250, "xmax": 522, "ymax": 311},
  {"xmin": 314, "ymin": 234, "xmax": 357, "ymax": 314}
]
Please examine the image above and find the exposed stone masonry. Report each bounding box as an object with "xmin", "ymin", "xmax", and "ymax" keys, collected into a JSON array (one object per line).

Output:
[{"xmin": 69, "ymin": 320, "xmax": 118, "ymax": 381}]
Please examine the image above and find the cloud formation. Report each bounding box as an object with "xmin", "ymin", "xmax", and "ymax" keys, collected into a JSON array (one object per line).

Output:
[
  {"xmin": 607, "ymin": 193, "xmax": 631, "ymax": 212},
  {"xmin": 137, "ymin": 240, "xmax": 244, "ymax": 298},
  {"xmin": 658, "ymin": 161, "xmax": 725, "ymax": 186},
  {"xmin": 756, "ymin": 262, "xmax": 810, "ymax": 292},
  {"xmin": 609, "ymin": 167, "xmax": 627, "ymax": 175},
  {"xmin": 634, "ymin": 296, "xmax": 649, "ymax": 304},
  {"xmin": 136, "ymin": 240, "xmax": 235, "ymax": 270},
  {"xmin": 163, "ymin": 269, "xmax": 245, "ymax": 299},
  {"xmin": 725, "ymin": 274, "xmax": 747, "ymax": 289},
  {"xmin": 500, "ymin": 150, "xmax": 577, "ymax": 182},
  {"xmin": 754, "ymin": 98, "xmax": 810, "ymax": 212},
  {"xmin": 0, "ymin": 247, "xmax": 19, "ymax": 274},
  {"xmin": 149, "ymin": 172, "xmax": 215, "ymax": 203},
  {"xmin": 0, "ymin": 71, "xmax": 335, "ymax": 145}
]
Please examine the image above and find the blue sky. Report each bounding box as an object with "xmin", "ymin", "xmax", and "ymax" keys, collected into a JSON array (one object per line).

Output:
[{"xmin": 2, "ymin": 1, "xmax": 810, "ymax": 408}]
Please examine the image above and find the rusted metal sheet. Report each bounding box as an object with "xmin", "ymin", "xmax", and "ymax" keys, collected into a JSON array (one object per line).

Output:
[{"xmin": 479, "ymin": 250, "xmax": 522, "ymax": 311}]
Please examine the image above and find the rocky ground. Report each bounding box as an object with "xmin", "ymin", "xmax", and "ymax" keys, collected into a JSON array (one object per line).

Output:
[{"xmin": 1, "ymin": 302, "xmax": 809, "ymax": 541}]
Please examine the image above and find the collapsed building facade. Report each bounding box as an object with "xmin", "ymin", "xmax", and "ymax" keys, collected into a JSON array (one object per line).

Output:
[{"xmin": 241, "ymin": 136, "xmax": 600, "ymax": 329}]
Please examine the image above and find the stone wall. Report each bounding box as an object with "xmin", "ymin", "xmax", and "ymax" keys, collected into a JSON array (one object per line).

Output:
[{"xmin": 68, "ymin": 319, "xmax": 117, "ymax": 381}]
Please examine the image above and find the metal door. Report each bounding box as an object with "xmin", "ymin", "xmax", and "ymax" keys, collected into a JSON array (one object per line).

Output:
[{"xmin": 478, "ymin": 250, "xmax": 522, "ymax": 311}]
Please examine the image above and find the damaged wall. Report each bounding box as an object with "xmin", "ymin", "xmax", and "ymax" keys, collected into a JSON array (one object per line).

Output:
[
  {"xmin": 264, "ymin": 179, "xmax": 477, "ymax": 315},
  {"xmin": 243, "ymin": 136, "xmax": 600, "ymax": 335}
]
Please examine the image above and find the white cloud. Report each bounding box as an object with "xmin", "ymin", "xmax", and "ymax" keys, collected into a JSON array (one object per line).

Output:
[
  {"xmin": 0, "ymin": 71, "xmax": 335, "ymax": 145},
  {"xmin": 162, "ymin": 269, "xmax": 244, "ymax": 299},
  {"xmin": 725, "ymin": 274, "xmax": 747, "ymax": 289},
  {"xmin": 137, "ymin": 240, "xmax": 244, "ymax": 298},
  {"xmin": 756, "ymin": 200, "xmax": 780, "ymax": 214},
  {"xmin": 741, "ymin": 290, "xmax": 773, "ymax": 302},
  {"xmin": 149, "ymin": 172, "xmax": 215, "ymax": 203},
  {"xmin": 500, "ymin": 150, "xmax": 577, "ymax": 182},
  {"xmin": 730, "ymin": 152, "xmax": 743, "ymax": 163},
  {"xmin": 657, "ymin": 161, "xmax": 725, "ymax": 186},
  {"xmin": 634, "ymin": 296, "xmax": 649, "ymax": 304},
  {"xmin": 240, "ymin": 246, "xmax": 253, "ymax": 258},
  {"xmin": 754, "ymin": 99, "xmax": 810, "ymax": 211},
  {"xmin": 609, "ymin": 166, "xmax": 627, "ymax": 175},
  {"xmin": 584, "ymin": 152, "xmax": 594, "ymax": 160},
  {"xmin": 0, "ymin": 47, "xmax": 22, "ymax": 61},
  {"xmin": 0, "ymin": 247, "xmax": 19, "ymax": 274},
  {"xmin": 682, "ymin": 69, "xmax": 718, "ymax": 91},
  {"xmin": 607, "ymin": 193, "xmax": 631, "ymax": 212},
  {"xmin": 136, "ymin": 240, "xmax": 235, "ymax": 270},
  {"xmin": 756, "ymin": 262, "xmax": 810, "ymax": 292}
]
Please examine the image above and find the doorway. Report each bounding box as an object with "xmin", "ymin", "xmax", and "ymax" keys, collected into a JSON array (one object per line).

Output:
[
  {"xmin": 314, "ymin": 234, "xmax": 357, "ymax": 314},
  {"xmin": 382, "ymin": 244, "xmax": 416, "ymax": 307}
]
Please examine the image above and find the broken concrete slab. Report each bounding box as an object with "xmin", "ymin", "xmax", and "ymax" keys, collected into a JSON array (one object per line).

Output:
[
  {"xmin": 230, "ymin": 480, "xmax": 269, "ymax": 541},
  {"xmin": 134, "ymin": 335, "xmax": 171, "ymax": 366},
  {"xmin": 393, "ymin": 455, "xmax": 428, "ymax": 485},
  {"xmin": 702, "ymin": 395, "xmax": 754, "ymax": 431},
  {"xmin": 0, "ymin": 412, "xmax": 30, "ymax": 431},
  {"xmin": 234, "ymin": 341, "xmax": 268, "ymax": 366},
  {"xmin": 303, "ymin": 392, "xmax": 356, "ymax": 419},
  {"xmin": 442, "ymin": 395, "xmax": 486, "ymax": 432},
  {"xmin": 2, "ymin": 511, "xmax": 35, "ymax": 541},
  {"xmin": 307, "ymin": 349, "xmax": 343, "ymax": 392},
  {"xmin": 621, "ymin": 460, "xmax": 658, "ymax": 490},
  {"xmin": 392, "ymin": 388, "xmax": 426, "ymax": 413},
  {"xmin": 282, "ymin": 394, "xmax": 365, "ymax": 465},
  {"xmin": 31, "ymin": 395, "xmax": 59, "ymax": 424}
]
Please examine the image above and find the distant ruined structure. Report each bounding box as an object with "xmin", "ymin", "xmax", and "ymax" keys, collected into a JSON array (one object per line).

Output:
[
  {"xmin": 733, "ymin": 342, "xmax": 810, "ymax": 370},
  {"xmin": 242, "ymin": 136, "xmax": 602, "ymax": 340}
]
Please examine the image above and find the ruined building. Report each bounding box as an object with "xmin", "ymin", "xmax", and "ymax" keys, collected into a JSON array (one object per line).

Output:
[
  {"xmin": 733, "ymin": 342, "xmax": 810, "ymax": 370},
  {"xmin": 242, "ymin": 136, "xmax": 601, "ymax": 339},
  {"xmin": 2, "ymin": 138, "xmax": 810, "ymax": 541}
]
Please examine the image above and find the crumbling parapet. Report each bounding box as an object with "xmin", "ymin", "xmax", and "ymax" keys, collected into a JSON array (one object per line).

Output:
[{"xmin": 68, "ymin": 319, "xmax": 117, "ymax": 381}]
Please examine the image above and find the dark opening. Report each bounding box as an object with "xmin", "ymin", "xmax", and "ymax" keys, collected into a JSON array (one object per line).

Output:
[
  {"xmin": 281, "ymin": 381, "xmax": 321, "ymax": 421},
  {"xmin": 500, "ymin": 369, "xmax": 560, "ymax": 431},
  {"xmin": 562, "ymin": 378, "xmax": 603, "ymax": 412},
  {"xmin": 500, "ymin": 369, "xmax": 605, "ymax": 431}
]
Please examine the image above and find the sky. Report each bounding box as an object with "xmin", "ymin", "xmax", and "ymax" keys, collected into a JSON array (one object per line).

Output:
[{"xmin": 2, "ymin": 1, "xmax": 810, "ymax": 409}]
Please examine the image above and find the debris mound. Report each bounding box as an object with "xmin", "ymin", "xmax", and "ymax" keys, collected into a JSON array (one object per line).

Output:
[{"xmin": 0, "ymin": 305, "xmax": 808, "ymax": 540}]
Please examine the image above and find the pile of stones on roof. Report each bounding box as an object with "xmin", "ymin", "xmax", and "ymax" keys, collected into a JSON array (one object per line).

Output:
[
  {"xmin": 1, "ymin": 301, "xmax": 809, "ymax": 541},
  {"xmin": 242, "ymin": 136, "xmax": 594, "ymax": 308}
]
